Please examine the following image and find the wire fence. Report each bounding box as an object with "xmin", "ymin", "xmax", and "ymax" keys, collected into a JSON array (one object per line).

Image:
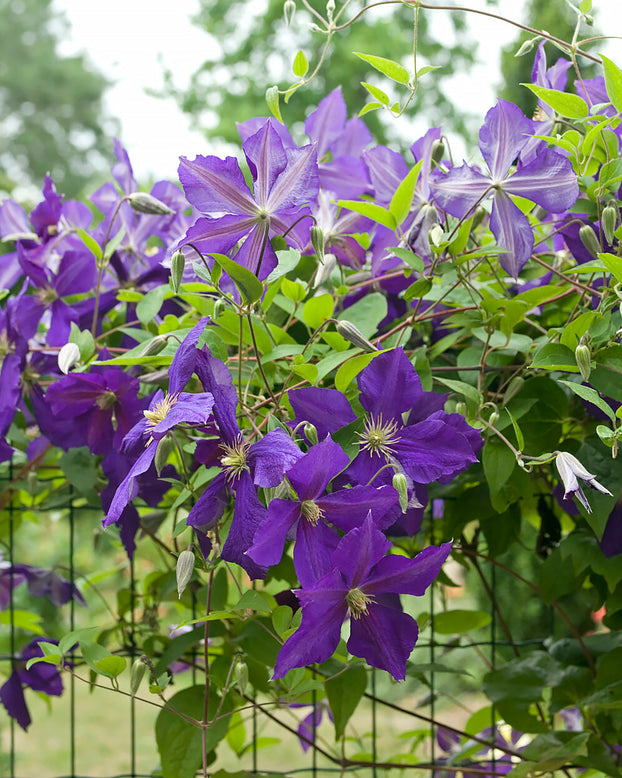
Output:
[{"xmin": 1, "ymin": 461, "xmax": 551, "ymax": 778}]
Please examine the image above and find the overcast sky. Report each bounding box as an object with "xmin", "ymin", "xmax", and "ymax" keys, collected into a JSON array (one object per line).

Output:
[{"xmin": 54, "ymin": 0, "xmax": 621, "ymax": 184}]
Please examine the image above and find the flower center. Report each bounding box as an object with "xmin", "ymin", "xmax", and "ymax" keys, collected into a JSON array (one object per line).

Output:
[
  {"xmin": 220, "ymin": 438, "xmax": 251, "ymax": 482},
  {"xmin": 143, "ymin": 392, "xmax": 179, "ymax": 444},
  {"xmin": 357, "ymin": 414, "xmax": 400, "ymax": 459},
  {"xmin": 300, "ymin": 500, "xmax": 324, "ymax": 526},
  {"xmin": 96, "ymin": 390, "xmax": 117, "ymax": 410},
  {"xmin": 346, "ymin": 588, "xmax": 374, "ymax": 619},
  {"xmin": 38, "ymin": 286, "xmax": 58, "ymax": 305}
]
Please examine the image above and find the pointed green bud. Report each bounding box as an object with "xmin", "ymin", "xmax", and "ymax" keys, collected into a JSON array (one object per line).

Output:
[
  {"xmin": 392, "ymin": 472, "xmax": 409, "ymax": 513},
  {"xmin": 58, "ymin": 342, "xmax": 81, "ymax": 374},
  {"xmin": 130, "ymin": 657, "xmax": 148, "ymax": 695},
  {"xmin": 233, "ymin": 657, "xmax": 249, "ymax": 696},
  {"xmin": 213, "ymin": 299, "xmax": 226, "ymax": 319},
  {"xmin": 26, "ymin": 470, "xmax": 39, "ymax": 497},
  {"xmin": 140, "ymin": 335, "xmax": 168, "ymax": 358},
  {"xmin": 503, "ymin": 376, "xmax": 524, "ymax": 405},
  {"xmin": 575, "ymin": 343, "xmax": 591, "ymax": 382},
  {"xmin": 602, "ymin": 204, "xmax": 617, "ymax": 246},
  {"xmin": 170, "ymin": 250, "xmax": 185, "ymax": 293},
  {"xmin": 335, "ymin": 320, "xmax": 377, "ymax": 352},
  {"xmin": 310, "ymin": 225, "xmax": 325, "ymax": 263},
  {"xmin": 579, "ymin": 224, "xmax": 601, "ymax": 257},
  {"xmin": 455, "ymin": 401, "xmax": 467, "ymax": 417},
  {"xmin": 155, "ymin": 433, "xmax": 174, "ymax": 476},
  {"xmin": 127, "ymin": 192, "xmax": 174, "ymax": 215},
  {"xmin": 326, "ymin": 0, "xmax": 335, "ymax": 19},
  {"xmin": 430, "ymin": 139, "xmax": 445, "ymax": 165},
  {"xmin": 304, "ymin": 423, "xmax": 318, "ymax": 445},
  {"xmin": 488, "ymin": 410, "xmax": 500, "ymax": 427},
  {"xmin": 176, "ymin": 548, "xmax": 195, "ymax": 599},
  {"xmin": 284, "ymin": 0, "xmax": 296, "ymax": 25}
]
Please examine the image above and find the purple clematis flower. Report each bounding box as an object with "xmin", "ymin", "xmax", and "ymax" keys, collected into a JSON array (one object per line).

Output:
[
  {"xmin": 432, "ymin": 99, "xmax": 579, "ymax": 277},
  {"xmin": 0, "ymin": 638, "xmax": 63, "ymax": 730},
  {"xmin": 175, "ymin": 121, "xmax": 318, "ymax": 282},
  {"xmin": 103, "ymin": 319, "xmax": 214, "ymax": 528},
  {"xmin": 248, "ymin": 436, "xmax": 398, "ymax": 587},
  {"xmin": 555, "ymin": 451, "xmax": 612, "ymax": 514},
  {"xmin": 187, "ymin": 349, "xmax": 303, "ymax": 578},
  {"xmin": 273, "ymin": 513, "xmax": 452, "ymax": 680},
  {"xmin": 1, "ymin": 558, "xmax": 86, "ymax": 609}
]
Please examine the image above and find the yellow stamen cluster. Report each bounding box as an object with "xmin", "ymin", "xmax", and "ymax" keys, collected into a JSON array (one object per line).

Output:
[
  {"xmin": 346, "ymin": 587, "xmax": 375, "ymax": 619},
  {"xmin": 220, "ymin": 438, "xmax": 251, "ymax": 482},
  {"xmin": 357, "ymin": 414, "xmax": 400, "ymax": 459},
  {"xmin": 143, "ymin": 392, "xmax": 179, "ymax": 444},
  {"xmin": 300, "ymin": 500, "xmax": 324, "ymax": 526}
]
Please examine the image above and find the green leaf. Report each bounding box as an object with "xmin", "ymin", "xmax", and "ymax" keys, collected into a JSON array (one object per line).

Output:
[
  {"xmin": 530, "ymin": 342, "xmax": 579, "ymax": 372},
  {"xmin": 265, "ymin": 86, "xmax": 283, "ymax": 123},
  {"xmin": 292, "ymin": 50, "xmax": 308, "ymax": 78},
  {"xmin": 433, "ymin": 377, "xmax": 483, "ymax": 405},
  {"xmin": 483, "ymin": 441, "xmax": 517, "ymax": 500},
  {"xmin": 337, "ymin": 292, "xmax": 387, "ymax": 339},
  {"xmin": 505, "ymin": 407, "xmax": 525, "ymax": 451},
  {"xmin": 59, "ymin": 446, "xmax": 99, "ymax": 495},
  {"xmin": 358, "ymin": 102, "xmax": 383, "ymax": 117},
  {"xmin": 102, "ymin": 225, "xmax": 126, "ymax": 261},
  {"xmin": 265, "ymin": 248, "xmax": 301, "ymax": 284},
  {"xmin": 354, "ymin": 52, "xmax": 410, "ymax": 85},
  {"xmin": 80, "ymin": 640, "xmax": 120, "ymax": 678},
  {"xmin": 389, "ymin": 161, "xmax": 422, "ymax": 226},
  {"xmin": 302, "ymin": 293, "xmax": 334, "ymax": 330},
  {"xmin": 211, "ymin": 253, "xmax": 264, "ymax": 304},
  {"xmin": 338, "ymin": 199, "xmax": 396, "ymax": 231},
  {"xmin": 76, "ymin": 227, "xmax": 102, "ymax": 261},
  {"xmin": 136, "ymin": 285, "xmax": 167, "ymax": 324},
  {"xmin": 433, "ymin": 609, "xmax": 492, "ymax": 634},
  {"xmin": 325, "ymin": 664, "xmax": 367, "ymax": 740},
  {"xmin": 580, "ymin": 0, "xmax": 592, "ymax": 11},
  {"xmin": 335, "ymin": 351, "xmax": 383, "ymax": 392},
  {"xmin": 156, "ymin": 686, "xmax": 231, "ymax": 778},
  {"xmin": 388, "ymin": 247, "xmax": 424, "ymax": 272},
  {"xmin": 601, "ymin": 54, "xmax": 622, "ymax": 113},
  {"xmin": 234, "ymin": 589, "xmax": 275, "ymax": 613},
  {"xmin": 361, "ymin": 81, "xmax": 389, "ymax": 106},
  {"xmin": 69, "ymin": 322, "xmax": 95, "ymax": 361},
  {"xmin": 403, "ymin": 277, "xmax": 432, "ymax": 302},
  {"xmin": 559, "ymin": 380, "xmax": 616, "ymax": 423},
  {"xmin": 522, "ymin": 84, "xmax": 589, "ymax": 119},
  {"xmin": 280, "ymin": 277, "xmax": 305, "ymax": 302},
  {"xmin": 94, "ymin": 656, "xmax": 126, "ymax": 677},
  {"xmin": 598, "ymin": 251, "xmax": 622, "ymax": 283}
]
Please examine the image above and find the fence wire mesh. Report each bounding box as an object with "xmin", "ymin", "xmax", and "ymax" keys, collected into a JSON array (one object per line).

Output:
[{"xmin": 1, "ymin": 460, "xmax": 553, "ymax": 778}]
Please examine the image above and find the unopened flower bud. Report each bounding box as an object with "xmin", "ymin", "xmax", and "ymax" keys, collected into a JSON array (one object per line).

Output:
[
  {"xmin": 170, "ymin": 250, "xmax": 185, "ymax": 293},
  {"xmin": 575, "ymin": 344, "xmax": 591, "ymax": 382},
  {"xmin": 335, "ymin": 320, "xmax": 377, "ymax": 352},
  {"xmin": 140, "ymin": 335, "xmax": 168, "ymax": 357},
  {"xmin": 130, "ymin": 657, "xmax": 148, "ymax": 695},
  {"xmin": 310, "ymin": 225, "xmax": 325, "ymax": 263},
  {"xmin": 326, "ymin": 0, "xmax": 335, "ymax": 19},
  {"xmin": 284, "ymin": 0, "xmax": 296, "ymax": 25},
  {"xmin": 602, "ymin": 204, "xmax": 617, "ymax": 246},
  {"xmin": 489, "ymin": 410, "xmax": 500, "ymax": 427},
  {"xmin": 154, "ymin": 433, "xmax": 174, "ymax": 476},
  {"xmin": 233, "ymin": 657, "xmax": 249, "ymax": 696},
  {"xmin": 58, "ymin": 342, "xmax": 81, "ymax": 374},
  {"xmin": 176, "ymin": 548, "xmax": 195, "ymax": 599},
  {"xmin": 304, "ymin": 423, "xmax": 318, "ymax": 445},
  {"xmin": 392, "ymin": 472, "xmax": 409, "ymax": 513},
  {"xmin": 429, "ymin": 224, "xmax": 444, "ymax": 247},
  {"xmin": 579, "ymin": 224, "xmax": 601, "ymax": 257},
  {"xmin": 455, "ymin": 401, "xmax": 467, "ymax": 417},
  {"xmin": 127, "ymin": 192, "xmax": 174, "ymax": 215},
  {"xmin": 313, "ymin": 252, "xmax": 337, "ymax": 288},
  {"xmin": 213, "ymin": 299, "xmax": 226, "ymax": 319},
  {"xmin": 430, "ymin": 139, "xmax": 445, "ymax": 165},
  {"xmin": 503, "ymin": 376, "xmax": 524, "ymax": 405}
]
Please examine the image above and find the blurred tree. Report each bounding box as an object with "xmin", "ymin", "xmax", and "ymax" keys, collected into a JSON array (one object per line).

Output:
[
  {"xmin": 160, "ymin": 0, "xmax": 481, "ymax": 148},
  {"xmin": 499, "ymin": 0, "xmax": 597, "ymax": 116},
  {"xmin": 0, "ymin": 0, "xmax": 117, "ymax": 197}
]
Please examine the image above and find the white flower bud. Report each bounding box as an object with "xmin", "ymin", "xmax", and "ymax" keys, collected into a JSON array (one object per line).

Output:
[
  {"xmin": 284, "ymin": 0, "xmax": 296, "ymax": 25},
  {"xmin": 58, "ymin": 342, "xmax": 81, "ymax": 374},
  {"xmin": 335, "ymin": 320, "xmax": 377, "ymax": 352}
]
